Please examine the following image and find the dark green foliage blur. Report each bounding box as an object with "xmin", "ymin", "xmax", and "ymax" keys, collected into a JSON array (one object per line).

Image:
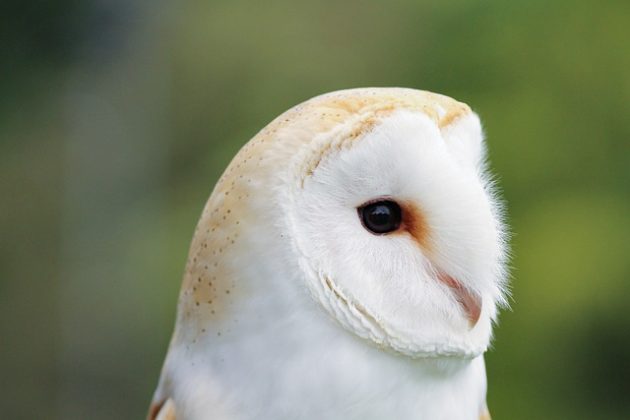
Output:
[{"xmin": 1, "ymin": 0, "xmax": 628, "ymax": 418}]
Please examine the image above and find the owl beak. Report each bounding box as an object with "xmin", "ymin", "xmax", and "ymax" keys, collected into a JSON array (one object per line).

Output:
[{"xmin": 437, "ymin": 272, "xmax": 482, "ymax": 327}]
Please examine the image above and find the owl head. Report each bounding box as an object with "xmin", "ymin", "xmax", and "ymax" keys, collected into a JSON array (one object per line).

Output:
[{"xmin": 176, "ymin": 88, "xmax": 508, "ymax": 362}]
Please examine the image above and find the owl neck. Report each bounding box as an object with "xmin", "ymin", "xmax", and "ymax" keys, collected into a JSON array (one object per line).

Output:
[{"xmin": 163, "ymin": 237, "xmax": 488, "ymax": 419}]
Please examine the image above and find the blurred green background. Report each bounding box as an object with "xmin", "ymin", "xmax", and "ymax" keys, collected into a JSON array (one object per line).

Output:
[{"xmin": 1, "ymin": 0, "xmax": 628, "ymax": 418}]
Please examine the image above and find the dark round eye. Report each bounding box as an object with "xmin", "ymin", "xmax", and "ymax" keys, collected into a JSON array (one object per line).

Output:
[{"xmin": 358, "ymin": 200, "xmax": 402, "ymax": 235}]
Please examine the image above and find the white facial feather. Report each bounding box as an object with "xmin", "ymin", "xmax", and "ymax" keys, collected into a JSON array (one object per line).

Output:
[
  {"xmin": 149, "ymin": 88, "xmax": 508, "ymax": 420},
  {"xmin": 286, "ymin": 110, "xmax": 506, "ymax": 358}
]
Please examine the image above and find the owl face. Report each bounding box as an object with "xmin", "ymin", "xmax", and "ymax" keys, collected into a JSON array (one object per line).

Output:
[{"xmin": 284, "ymin": 109, "xmax": 507, "ymax": 358}]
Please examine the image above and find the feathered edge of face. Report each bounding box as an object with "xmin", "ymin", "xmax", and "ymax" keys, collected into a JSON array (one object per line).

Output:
[{"xmin": 282, "ymin": 109, "xmax": 509, "ymax": 359}]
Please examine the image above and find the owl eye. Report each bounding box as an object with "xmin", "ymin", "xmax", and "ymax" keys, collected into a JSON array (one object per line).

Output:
[{"xmin": 358, "ymin": 200, "xmax": 402, "ymax": 235}]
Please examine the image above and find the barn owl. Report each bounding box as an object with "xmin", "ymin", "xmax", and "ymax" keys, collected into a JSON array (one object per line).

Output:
[{"xmin": 148, "ymin": 88, "xmax": 508, "ymax": 420}]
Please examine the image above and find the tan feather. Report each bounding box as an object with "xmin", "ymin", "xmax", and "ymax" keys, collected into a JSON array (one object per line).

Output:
[{"xmin": 147, "ymin": 398, "xmax": 176, "ymax": 420}]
